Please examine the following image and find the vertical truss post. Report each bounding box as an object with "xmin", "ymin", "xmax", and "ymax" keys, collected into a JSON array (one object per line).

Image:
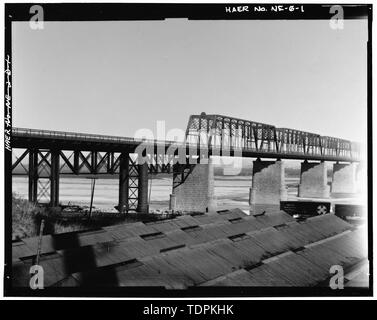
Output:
[
  {"xmin": 137, "ymin": 162, "xmax": 149, "ymax": 213},
  {"xmin": 108, "ymin": 152, "xmax": 114, "ymax": 174},
  {"xmin": 118, "ymin": 152, "xmax": 129, "ymax": 214},
  {"xmin": 91, "ymin": 151, "xmax": 97, "ymax": 174},
  {"xmin": 127, "ymin": 157, "xmax": 140, "ymax": 211},
  {"xmin": 50, "ymin": 149, "xmax": 60, "ymax": 207},
  {"xmin": 28, "ymin": 148, "xmax": 38, "ymax": 203},
  {"xmin": 74, "ymin": 150, "xmax": 79, "ymax": 174},
  {"xmin": 221, "ymin": 118, "xmax": 225, "ymax": 149}
]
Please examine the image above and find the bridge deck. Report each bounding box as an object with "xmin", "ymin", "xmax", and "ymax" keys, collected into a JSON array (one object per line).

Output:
[{"xmin": 12, "ymin": 127, "xmax": 357, "ymax": 162}]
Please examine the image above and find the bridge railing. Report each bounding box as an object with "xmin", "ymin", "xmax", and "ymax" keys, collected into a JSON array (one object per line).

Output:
[{"xmin": 12, "ymin": 127, "xmax": 180, "ymax": 147}]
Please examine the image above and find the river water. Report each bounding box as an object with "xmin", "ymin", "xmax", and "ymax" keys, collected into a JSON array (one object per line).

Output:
[{"xmin": 13, "ymin": 175, "xmax": 304, "ymax": 212}]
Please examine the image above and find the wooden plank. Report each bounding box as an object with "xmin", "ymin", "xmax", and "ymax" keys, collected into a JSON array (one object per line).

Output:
[
  {"xmin": 118, "ymin": 237, "xmax": 156, "ymax": 258},
  {"xmin": 157, "ymin": 249, "xmax": 208, "ymax": 284},
  {"xmin": 204, "ymin": 239, "xmax": 252, "ymax": 270},
  {"xmin": 246, "ymin": 264, "xmax": 294, "ymax": 286},
  {"xmin": 146, "ymin": 220, "xmax": 181, "ymax": 233},
  {"xmin": 253, "ymin": 211, "xmax": 295, "ymax": 228},
  {"xmin": 165, "ymin": 229, "xmax": 201, "ymax": 247},
  {"xmin": 191, "ymin": 213, "xmax": 225, "ymax": 226},
  {"xmin": 91, "ymin": 241, "xmax": 134, "ymax": 266},
  {"xmin": 297, "ymin": 233, "xmax": 363, "ymax": 275},
  {"xmin": 248, "ymin": 227, "xmax": 292, "ymax": 258},
  {"xmin": 105, "ymin": 222, "xmax": 157, "ymax": 240},
  {"xmin": 173, "ymin": 215, "xmax": 201, "ymax": 228},
  {"xmin": 77, "ymin": 230, "xmax": 116, "ymax": 246},
  {"xmin": 305, "ymin": 214, "xmax": 352, "ymax": 239},
  {"xmin": 218, "ymin": 208, "xmax": 248, "ymax": 220},
  {"xmin": 231, "ymin": 237, "xmax": 267, "ymax": 264},
  {"xmin": 22, "ymin": 234, "xmax": 56, "ymax": 255},
  {"xmin": 12, "ymin": 241, "xmax": 36, "ymax": 260},
  {"xmin": 201, "ymin": 269, "xmax": 256, "ymax": 286},
  {"xmin": 264, "ymin": 252, "xmax": 327, "ymax": 286}
]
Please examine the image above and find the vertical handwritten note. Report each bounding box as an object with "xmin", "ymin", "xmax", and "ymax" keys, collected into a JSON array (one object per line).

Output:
[{"xmin": 5, "ymin": 55, "xmax": 12, "ymax": 152}]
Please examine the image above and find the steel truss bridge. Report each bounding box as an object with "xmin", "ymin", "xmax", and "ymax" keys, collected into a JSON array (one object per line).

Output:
[{"xmin": 11, "ymin": 113, "xmax": 361, "ymax": 212}]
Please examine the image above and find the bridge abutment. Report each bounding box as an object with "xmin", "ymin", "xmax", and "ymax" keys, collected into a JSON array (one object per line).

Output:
[
  {"xmin": 298, "ymin": 161, "xmax": 330, "ymax": 198},
  {"xmin": 170, "ymin": 158, "xmax": 216, "ymax": 213},
  {"xmin": 331, "ymin": 162, "xmax": 357, "ymax": 196},
  {"xmin": 249, "ymin": 159, "xmax": 287, "ymax": 206}
]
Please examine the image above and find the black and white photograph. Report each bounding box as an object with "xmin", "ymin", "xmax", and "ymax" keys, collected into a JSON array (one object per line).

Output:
[{"xmin": 2, "ymin": 2, "xmax": 373, "ymax": 300}]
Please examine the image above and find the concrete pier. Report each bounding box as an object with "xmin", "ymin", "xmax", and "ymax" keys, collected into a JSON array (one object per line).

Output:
[
  {"xmin": 249, "ymin": 159, "xmax": 287, "ymax": 206},
  {"xmin": 207, "ymin": 157, "xmax": 217, "ymax": 212},
  {"xmin": 298, "ymin": 161, "xmax": 330, "ymax": 198},
  {"xmin": 331, "ymin": 162, "xmax": 357, "ymax": 196},
  {"xmin": 170, "ymin": 158, "xmax": 216, "ymax": 213}
]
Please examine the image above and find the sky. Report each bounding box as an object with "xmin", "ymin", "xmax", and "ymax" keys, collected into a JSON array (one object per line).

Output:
[{"xmin": 12, "ymin": 19, "xmax": 368, "ymax": 143}]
